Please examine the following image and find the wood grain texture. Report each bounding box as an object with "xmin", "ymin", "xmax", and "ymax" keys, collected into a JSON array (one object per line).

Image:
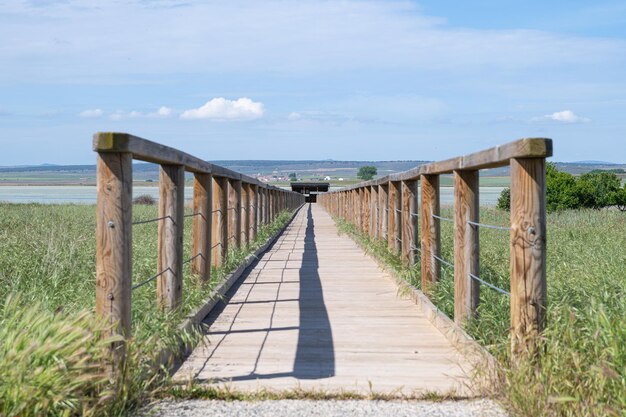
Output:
[
  {"xmin": 453, "ymin": 170, "xmax": 479, "ymax": 325},
  {"xmin": 212, "ymin": 176, "xmax": 228, "ymax": 267},
  {"xmin": 157, "ymin": 164, "xmax": 185, "ymax": 311},
  {"xmin": 420, "ymin": 174, "xmax": 441, "ymax": 291},
  {"xmin": 192, "ymin": 173, "xmax": 212, "ymax": 281},
  {"xmin": 378, "ymin": 184, "xmax": 388, "ymax": 241},
  {"xmin": 96, "ymin": 153, "xmax": 133, "ymax": 346},
  {"xmin": 401, "ymin": 180, "xmax": 418, "ymax": 266},
  {"xmin": 370, "ymin": 185, "xmax": 378, "ymax": 239},
  {"xmin": 242, "ymin": 183, "xmax": 250, "ymax": 247},
  {"xmin": 510, "ymin": 158, "xmax": 547, "ymax": 354},
  {"xmin": 362, "ymin": 187, "xmax": 370, "ymax": 235},
  {"xmin": 250, "ymin": 184, "xmax": 258, "ymax": 242}
]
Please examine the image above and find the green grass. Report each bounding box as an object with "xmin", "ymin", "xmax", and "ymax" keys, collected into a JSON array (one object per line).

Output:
[
  {"xmin": 0, "ymin": 203, "xmax": 297, "ymax": 416},
  {"xmin": 335, "ymin": 208, "xmax": 626, "ymax": 417}
]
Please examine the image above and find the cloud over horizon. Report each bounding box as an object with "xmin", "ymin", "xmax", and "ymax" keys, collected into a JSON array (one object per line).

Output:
[
  {"xmin": 180, "ymin": 98, "xmax": 264, "ymax": 121},
  {"xmin": 536, "ymin": 110, "xmax": 591, "ymax": 124}
]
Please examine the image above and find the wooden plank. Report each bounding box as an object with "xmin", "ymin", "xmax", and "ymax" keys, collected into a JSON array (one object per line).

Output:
[
  {"xmin": 93, "ymin": 132, "xmax": 260, "ymax": 183},
  {"xmin": 175, "ymin": 204, "xmax": 472, "ymax": 395},
  {"xmin": 192, "ymin": 173, "xmax": 212, "ymax": 281},
  {"xmin": 95, "ymin": 152, "xmax": 133, "ymax": 359},
  {"xmin": 453, "ymin": 170, "xmax": 479, "ymax": 324},
  {"xmin": 401, "ymin": 180, "xmax": 418, "ymax": 266},
  {"xmin": 510, "ymin": 158, "xmax": 547, "ymax": 354},
  {"xmin": 212, "ymin": 176, "xmax": 228, "ymax": 267},
  {"xmin": 420, "ymin": 174, "xmax": 440, "ymax": 291},
  {"xmin": 157, "ymin": 164, "xmax": 185, "ymax": 311}
]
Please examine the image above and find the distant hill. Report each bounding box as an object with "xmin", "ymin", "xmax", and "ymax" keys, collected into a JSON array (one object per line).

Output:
[{"xmin": 0, "ymin": 160, "xmax": 624, "ymax": 186}]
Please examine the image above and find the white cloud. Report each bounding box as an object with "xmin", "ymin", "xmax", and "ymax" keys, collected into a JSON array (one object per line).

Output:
[
  {"xmin": 108, "ymin": 106, "xmax": 174, "ymax": 120},
  {"xmin": 180, "ymin": 98, "xmax": 264, "ymax": 121},
  {"xmin": 288, "ymin": 112, "xmax": 301, "ymax": 121},
  {"xmin": 153, "ymin": 106, "xmax": 172, "ymax": 117},
  {"xmin": 535, "ymin": 110, "xmax": 591, "ymax": 123},
  {"xmin": 79, "ymin": 108, "xmax": 102, "ymax": 118}
]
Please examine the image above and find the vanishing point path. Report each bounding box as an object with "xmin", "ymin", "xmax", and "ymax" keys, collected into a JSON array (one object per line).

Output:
[{"xmin": 174, "ymin": 203, "xmax": 472, "ymax": 396}]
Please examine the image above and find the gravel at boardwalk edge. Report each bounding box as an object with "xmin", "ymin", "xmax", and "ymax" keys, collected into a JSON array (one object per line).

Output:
[{"xmin": 142, "ymin": 399, "xmax": 508, "ymax": 417}]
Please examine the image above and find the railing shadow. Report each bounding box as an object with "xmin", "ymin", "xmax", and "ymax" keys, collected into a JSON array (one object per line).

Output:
[{"xmin": 183, "ymin": 203, "xmax": 335, "ymax": 382}]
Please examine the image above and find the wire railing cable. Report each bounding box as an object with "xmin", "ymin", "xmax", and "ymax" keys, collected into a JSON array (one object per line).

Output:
[
  {"xmin": 469, "ymin": 273, "xmax": 510, "ymax": 296},
  {"xmin": 132, "ymin": 268, "xmax": 171, "ymax": 290},
  {"xmin": 467, "ymin": 220, "xmax": 510, "ymax": 231},
  {"xmin": 132, "ymin": 215, "xmax": 173, "ymax": 226},
  {"xmin": 432, "ymin": 214, "xmax": 454, "ymax": 223}
]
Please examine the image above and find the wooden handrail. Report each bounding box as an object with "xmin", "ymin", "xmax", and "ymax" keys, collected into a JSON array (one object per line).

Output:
[
  {"xmin": 94, "ymin": 132, "xmax": 305, "ymax": 366},
  {"xmin": 334, "ymin": 138, "xmax": 552, "ymax": 190},
  {"xmin": 318, "ymin": 137, "xmax": 552, "ymax": 357}
]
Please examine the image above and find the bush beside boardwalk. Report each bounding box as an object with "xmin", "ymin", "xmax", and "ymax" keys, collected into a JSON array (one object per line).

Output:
[{"xmin": 0, "ymin": 203, "xmax": 296, "ymax": 416}]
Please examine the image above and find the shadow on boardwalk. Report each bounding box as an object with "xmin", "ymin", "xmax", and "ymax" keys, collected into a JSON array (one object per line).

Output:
[{"xmin": 185, "ymin": 204, "xmax": 334, "ymax": 382}]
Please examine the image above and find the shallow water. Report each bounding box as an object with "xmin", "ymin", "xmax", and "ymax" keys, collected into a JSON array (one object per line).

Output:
[{"xmin": 0, "ymin": 185, "xmax": 505, "ymax": 206}]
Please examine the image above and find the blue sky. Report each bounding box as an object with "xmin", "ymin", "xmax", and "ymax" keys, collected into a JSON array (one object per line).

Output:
[{"xmin": 1, "ymin": 0, "xmax": 625, "ymax": 165}]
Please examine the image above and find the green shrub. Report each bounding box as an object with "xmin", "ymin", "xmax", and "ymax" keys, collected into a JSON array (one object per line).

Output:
[{"xmin": 497, "ymin": 163, "xmax": 623, "ymax": 212}]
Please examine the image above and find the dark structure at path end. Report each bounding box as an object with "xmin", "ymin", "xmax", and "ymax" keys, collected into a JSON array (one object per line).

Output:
[{"xmin": 290, "ymin": 182, "xmax": 329, "ymax": 203}]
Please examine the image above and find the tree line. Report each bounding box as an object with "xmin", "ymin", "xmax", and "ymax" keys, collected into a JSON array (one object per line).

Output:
[{"xmin": 497, "ymin": 163, "xmax": 626, "ymax": 212}]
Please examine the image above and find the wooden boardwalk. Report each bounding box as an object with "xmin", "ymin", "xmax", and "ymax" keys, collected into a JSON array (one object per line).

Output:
[{"xmin": 174, "ymin": 204, "xmax": 473, "ymax": 395}]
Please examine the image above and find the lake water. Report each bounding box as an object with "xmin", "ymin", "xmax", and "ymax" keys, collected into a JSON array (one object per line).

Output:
[{"xmin": 0, "ymin": 186, "xmax": 506, "ymax": 206}]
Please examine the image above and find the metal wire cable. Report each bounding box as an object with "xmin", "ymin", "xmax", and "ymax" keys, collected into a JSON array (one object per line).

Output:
[
  {"xmin": 432, "ymin": 214, "xmax": 454, "ymax": 223},
  {"xmin": 432, "ymin": 254, "xmax": 454, "ymax": 269},
  {"xmin": 184, "ymin": 212, "xmax": 202, "ymax": 218},
  {"xmin": 132, "ymin": 268, "xmax": 171, "ymax": 290},
  {"xmin": 132, "ymin": 215, "xmax": 173, "ymax": 226},
  {"xmin": 467, "ymin": 220, "xmax": 510, "ymax": 231},
  {"xmin": 469, "ymin": 273, "xmax": 510, "ymax": 296},
  {"xmin": 183, "ymin": 253, "xmax": 203, "ymax": 265},
  {"xmin": 411, "ymin": 212, "xmax": 419, "ymax": 217}
]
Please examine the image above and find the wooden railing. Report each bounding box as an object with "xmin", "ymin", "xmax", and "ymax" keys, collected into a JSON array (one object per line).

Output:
[
  {"xmin": 93, "ymin": 132, "xmax": 304, "ymax": 351},
  {"xmin": 318, "ymin": 138, "xmax": 552, "ymax": 353}
]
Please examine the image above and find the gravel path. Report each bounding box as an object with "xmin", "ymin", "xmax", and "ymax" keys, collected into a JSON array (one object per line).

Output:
[{"xmin": 143, "ymin": 399, "xmax": 508, "ymax": 417}]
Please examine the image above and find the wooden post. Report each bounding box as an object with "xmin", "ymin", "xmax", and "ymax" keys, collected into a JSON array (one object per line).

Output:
[
  {"xmin": 453, "ymin": 170, "xmax": 479, "ymax": 324},
  {"xmin": 510, "ymin": 158, "xmax": 547, "ymax": 354},
  {"xmin": 421, "ymin": 174, "xmax": 441, "ymax": 292},
  {"xmin": 388, "ymin": 181, "xmax": 401, "ymax": 255},
  {"xmin": 370, "ymin": 185, "xmax": 378, "ymax": 239},
  {"xmin": 250, "ymin": 184, "xmax": 258, "ymax": 242},
  {"xmin": 192, "ymin": 173, "xmax": 212, "ymax": 281},
  {"xmin": 363, "ymin": 187, "xmax": 370, "ymax": 235},
  {"xmin": 235, "ymin": 180, "xmax": 243, "ymax": 248},
  {"xmin": 401, "ymin": 180, "xmax": 418, "ymax": 266},
  {"xmin": 379, "ymin": 184, "xmax": 388, "ymax": 241},
  {"xmin": 242, "ymin": 183, "xmax": 250, "ymax": 248},
  {"xmin": 96, "ymin": 152, "xmax": 132, "ymax": 357},
  {"xmin": 212, "ymin": 176, "xmax": 228, "ymax": 267},
  {"xmin": 157, "ymin": 164, "xmax": 184, "ymax": 311}
]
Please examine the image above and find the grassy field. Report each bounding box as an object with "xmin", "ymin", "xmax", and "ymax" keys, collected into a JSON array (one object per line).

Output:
[
  {"xmin": 0, "ymin": 203, "xmax": 296, "ymax": 416},
  {"xmin": 336, "ymin": 208, "xmax": 626, "ymax": 417}
]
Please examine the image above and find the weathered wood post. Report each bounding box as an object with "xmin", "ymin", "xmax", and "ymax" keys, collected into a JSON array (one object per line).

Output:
[
  {"xmin": 234, "ymin": 180, "xmax": 243, "ymax": 248},
  {"xmin": 192, "ymin": 173, "xmax": 212, "ymax": 281},
  {"xmin": 401, "ymin": 180, "xmax": 418, "ymax": 266},
  {"xmin": 157, "ymin": 164, "xmax": 185, "ymax": 311},
  {"xmin": 378, "ymin": 184, "xmax": 388, "ymax": 241},
  {"xmin": 96, "ymin": 151, "xmax": 133, "ymax": 358},
  {"xmin": 242, "ymin": 182, "xmax": 250, "ymax": 247},
  {"xmin": 212, "ymin": 176, "xmax": 228, "ymax": 267},
  {"xmin": 250, "ymin": 184, "xmax": 258, "ymax": 242},
  {"xmin": 453, "ymin": 170, "xmax": 480, "ymax": 324},
  {"xmin": 363, "ymin": 187, "xmax": 371, "ymax": 235},
  {"xmin": 388, "ymin": 181, "xmax": 401, "ymax": 255},
  {"xmin": 510, "ymin": 157, "xmax": 547, "ymax": 354},
  {"xmin": 421, "ymin": 174, "xmax": 441, "ymax": 292},
  {"xmin": 370, "ymin": 185, "xmax": 378, "ymax": 239}
]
